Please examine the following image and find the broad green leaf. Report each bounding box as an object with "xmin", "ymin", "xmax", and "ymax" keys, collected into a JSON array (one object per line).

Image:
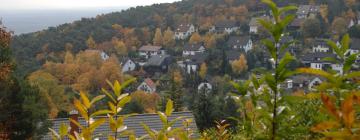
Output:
[
  {"xmin": 327, "ymin": 40, "xmax": 342, "ymax": 58},
  {"xmin": 59, "ymin": 123, "xmax": 68, "ymax": 138},
  {"xmin": 69, "ymin": 118, "xmax": 84, "ymax": 130},
  {"xmin": 157, "ymin": 112, "xmax": 168, "ymax": 125},
  {"xmin": 261, "ymin": 39, "xmax": 276, "ymax": 59},
  {"xmin": 141, "ymin": 123, "xmax": 156, "ymax": 139},
  {"xmin": 117, "ymin": 93, "xmax": 129, "ymax": 102},
  {"xmin": 102, "ymin": 88, "xmax": 116, "ymax": 103},
  {"xmin": 344, "ymin": 71, "xmax": 360, "ymax": 79},
  {"xmin": 74, "ymin": 99, "xmax": 89, "ymax": 120},
  {"xmin": 341, "ymin": 34, "xmax": 350, "ymax": 55},
  {"xmin": 89, "ymin": 118, "xmax": 106, "ymax": 132},
  {"xmin": 114, "ymin": 80, "xmax": 122, "ymax": 96},
  {"xmin": 90, "ymin": 110, "xmax": 112, "ymax": 117},
  {"xmin": 344, "ymin": 53, "xmax": 360, "ymax": 72},
  {"xmin": 118, "ymin": 96, "xmax": 131, "ymax": 108},
  {"xmin": 80, "ymin": 91, "xmax": 90, "ymax": 109},
  {"xmin": 279, "ymin": 6, "xmax": 297, "ymax": 15},
  {"xmin": 280, "ymin": 14, "xmax": 295, "ymax": 28},
  {"xmin": 165, "ymin": 99, "xmax": 174, "ymax": 116},
  {"xmin": 121, "ymin": 78, "xmax": 136, "ymax": 89},
  {"xmin": 90, "ymin": 95, "xmax": 105, "ymax": 106}
]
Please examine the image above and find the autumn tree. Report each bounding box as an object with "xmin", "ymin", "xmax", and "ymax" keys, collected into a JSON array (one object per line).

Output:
[
  {"xmin": 28, "ymin": 70, "xmax": 72, "ymax": 118},
  {"xmin": 112, "ymin": 38, "xmax": 127, "ymax": 57},
  {"xmin": 86, "ymin": 36, "xmax": 97, "ymax": 49},
  {"xmin": 331, "ymin": 17, "xmax": 348, "ymax": 38},
  {"xmin": 203, "ymin": 33, "xmax": 216, "ymax": 49},
  {"xmin": 319, "ymin": 4, "xmax": 329, "ymax": 23},
  {"xmin": 302, "ymin": 17, "xmax": 321, "ymax": 38},
  {"xmin": 162, "ymin": 27, "xmax": 175, "ymax": 48},
  {"xmin": 189, "ymin": 32, "xmax": 202, "ymax": 44},
  {"xmin": 130, "ymin": 90, "xmax": 160, "ymax": 113},
  {"xmin": 231, "ymin": 54, "xmax": 248, "ymax": 74},
  {"xmin": 153, "ymin": 28, "xmax": 163, "ymax": 46},
  {"xmin": 199, "ymin": 63, "xmax": 208, "ymax": 79}
]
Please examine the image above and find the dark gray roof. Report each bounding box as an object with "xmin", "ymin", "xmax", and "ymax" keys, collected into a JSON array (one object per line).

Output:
[
  {"xmin": 227, "ymin": 36, "xmax": 250, "ymax": 47},
  {"xmin": 226, "ymin": 51, "xmax": 241, "ymax": 61},
  {"xmin": 184, "ymin": 43, "xmax": 204, "ymax": 51},
  {"xmin": 145, "ymin": 55, "xmax": 171, "ymax": 66},
  {"xmin": 289, "ymin": 18, "xmax": 304, "ymax": 27},
  {"xmin": 301, "ymin": 52, "xmax": 336, "ymax": 63},
  {"xmin": 185, "ymin": 53, "xmax": 208, "ymax": 65},
  {"xmin": 351, "ymin": 38, "xmax": 360, "ymax": 50},
  {"xmin": 313, "ymin": 39, "xmax": 329, "ymax": 48},
  {"xmin": 296, "ymin": 5, "xmax": 319, "ymax": 15},
  {"xmin": 215, "ymin": 20, "xmax": 238, "ymax": 28},
  {"xmin": 42, "ymin": 112, "xmax": 198, "ymax": 140}
]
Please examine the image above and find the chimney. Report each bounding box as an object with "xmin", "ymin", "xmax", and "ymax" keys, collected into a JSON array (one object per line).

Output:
[{"xmin": 69, "ymin": 110, "xmax": 79, "ymax": 137}]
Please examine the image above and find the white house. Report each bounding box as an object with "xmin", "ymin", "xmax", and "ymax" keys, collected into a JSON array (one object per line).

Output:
[
  {"xmin": 211, "ymin": 20, "xmax": 239, "ymax": 34},
  {"xmin": 308, "ymin": 77, "xmax": 322, "ymax": 90},
  {"xmin": 227, "ymin": 36, "xmax": 253, "ymax": 52},
  {"xmin": 296, "ymin": 5, "xmax": 320, "ymax": 19},
  {"xmin": 183, "ymin": 43, "xmax": 206, "ymax": 56},
  {"xmin": 138, "ymin": 45, "xmax": 165, "ymax": 59},
  {"xmin": 312, "ymin": 39, "xmax": 330, "ymax": 53},
  {"xmin": 121, "ymin": 58, "xmax": 136, "ymax": 73},
  {"xmin": 184, "ymin": 53, "xmax": 207, "ymax": 74},
  {"xmin": 174, "ymin": 24, "xmax": 196, "ymax": 40},
  {"xmin": 137, "ymin": 78, "xmax": 156, "ymax": 93}
]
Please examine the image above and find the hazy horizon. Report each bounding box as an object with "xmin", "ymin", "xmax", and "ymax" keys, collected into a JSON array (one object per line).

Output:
[{"xmin": 0, "ymin": 0, "xmax": 180, "ymax": 35}]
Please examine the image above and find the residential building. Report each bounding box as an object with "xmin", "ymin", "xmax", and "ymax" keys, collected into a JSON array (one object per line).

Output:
[
  {"xmin": 227, "ymin": 36, "xmax": 253, "ymax": 52},
  {"xmin": 174, "ymin": 24, "xmax": 196, "ymax": 40},
  {"xmin": 143, "ymin": 55, "xmax": 173, "ymax": 74},
  {"xmin": 249, "ymin": 16, "xmax": 270, "ymax": 34},
  {"xmin": 210, "ymin": 20, "xmax": 239, "ymax": 34},
  {"xmin": 184, "ymin": 53, "xmax": 208, "ymax": 74},
  {"xmin": 296, "ymin": 5, "xmax": 320, "ymax": 19},
  {"xmin": 121, "ymin": 58, "xmax": 136, "ymax": 73},
  {"xmin": 137, "ymin": 78, "xmax": 157, "ymax": 93},
  {"xmin": 183, "ymin": 43, "xmax": 206, "ymax": 56},
  {"xmin": 138, "ymin": 45, "xmax": 165, "ymax": 59}
]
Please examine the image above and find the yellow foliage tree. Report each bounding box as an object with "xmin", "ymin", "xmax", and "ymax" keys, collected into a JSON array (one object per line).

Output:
[
  {"xmin": 86, "ymin": 36, "xmax": 97, "ymax": 49},
  {"xmin": 231, "ymin": 54, "xmax": 248, "ymax": 74},
  {"xmin": 189, "ymin": 32, "xmax": 202, "ymax": 44},
  {"xmin": 112, "ymin": 38, "xmax": 127, "ymax": 56},
  {"xmin": 131, "ymin": 90, "xmax": 160, "ymax": 113},
  {"xmin": 153, "ymin": 28, "xmax": 163, "ymax": 46},
  {"xmin": 199, "ymin": 63, "xmax": 208, "ymax": 79},
  {"xmin": 203, "ymin": 34, "xmax": 216, "ymax": 49},
  {"xmin": 163, "ymin": 27, "xmax": 175, "ymax": 48}
]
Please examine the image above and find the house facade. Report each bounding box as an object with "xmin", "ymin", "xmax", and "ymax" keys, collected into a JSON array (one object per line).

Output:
[
  {"xmin": 210, "ymin": 20, "xmax": 239, "ymax": 34},
  {"xmin": 121, "ymin": 58, "xmax": 136, "ymax": 73},
  {"xmin": 175, "ymin": 24, "xmax": 196, "ymax": 40},
  {"xmin": 227, "ymin": 36, "xmax": 253, "ymax": 52},
  {"xmin": 137, "ymin": 78, "xmax": 157, "ymax": 93},
  {"xmin": 183, "ymin": 43, "xmax": 206, "ymax": 56},
  {"xmin": 138, "ymin": 45, "xmax": 165, "ymax": 59}
]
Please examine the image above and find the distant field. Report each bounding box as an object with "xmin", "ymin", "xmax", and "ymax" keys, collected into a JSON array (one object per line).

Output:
[{"xmin": 0, "ymin": 7, "xmax": 127, "ymax": 35}]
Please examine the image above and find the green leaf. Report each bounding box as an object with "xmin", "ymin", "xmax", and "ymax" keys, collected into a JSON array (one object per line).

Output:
[
  {"xmin": 102, "ymin": 88, "xmax": 116, "ymax": 103},
  {"xmin": 118, "ymin": 96, "xmax": 131, "ymax": 108},
  {"xmin": 280, "ymin": 14, "xmax": 295, "ymax": 28},
  {"xmin": 69, "ymin": 118, "xmax": 84, "ymax": 130},
  {"xmin": 344, "ymin": 71, "xmax": 360, "ymax": 79},
  {"xmin": 261, "ymin": 39, "xmax": 276, "ymax": 59},
  {"xmin": 141, "ymin": 123, "xmax": 156, "ymax": 139},
  {"xmin": 341, "ymin": 34, "xmax": 350, "ymax": 55},
  {"xmin": 74, "ymin": 99, "xmax": 89, "ymax": 121},
  {"xmin": 121, "ymin": 78, "xmax": 136, "ymax": 89},
  {"xmin": 343, "ymin": 53, "xmax": 360, "ymax": 72},
  {"xmin": 89, "ymin": 118, "xmax": 106, "ymax": 132},
  {"xmin": 80, "ymin": 91, "xmax": 90, "ymax": 109},
  {"xmin": 90, "ymin": 110, "xmax": 112, "ymax": 117},
  {"xmin": 279, "ymin": 6, "xmax": 297, "ymax": 15},
  {"xmin": 90, "ymin": 95, "xmax": 105, "ymax": 106},
  {"xmin": 157, "ymin": 112, "xmax": 168, "ymax": 124},
  {"xmin": 59, "ymin": 123, "xmax": 68, "ymax": 138},
  {"xmin": 114, "ymin": 80, "xmax": 122, "ymax": 96},
  {"xmin": 327, "ymin": 40, "xmax": 342, "ymax": 59},
  {"xmin": 117, "ymin": 93, "xmax": 129, "ymax": 102},
  {"xmin": 165, "ymin": 99, "xmax": 174, "ymax": 116}
]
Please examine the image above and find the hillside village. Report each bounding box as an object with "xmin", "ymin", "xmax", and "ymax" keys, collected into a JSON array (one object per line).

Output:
[{"xmin": 2, "ymin": 0, "xmax": 360, "ymax": 139}]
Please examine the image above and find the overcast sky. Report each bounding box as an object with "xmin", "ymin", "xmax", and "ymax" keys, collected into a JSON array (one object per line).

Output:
[{"xmin": 0, "ymin": 0, "xmax": 180, "ymax": 10}]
